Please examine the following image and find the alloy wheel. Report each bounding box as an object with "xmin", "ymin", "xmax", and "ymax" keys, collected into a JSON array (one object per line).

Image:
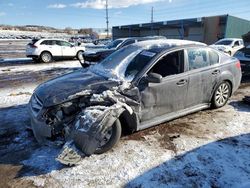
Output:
[{"xmin": 215, "ymin": 83, "xmax": 230, "ymax": 106}]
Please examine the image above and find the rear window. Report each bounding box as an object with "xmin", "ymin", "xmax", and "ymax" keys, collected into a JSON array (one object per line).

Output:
[
  {"xmin": 187, "ymin": 48, "xmax": 209, "ymax": 70},
  {"xmin": 209, "ymin": 50, "xmax": 219, "ymax": 65},
  {"xmin": 40, "ymin": 40, "xmax": 56, "ymax": 45}
]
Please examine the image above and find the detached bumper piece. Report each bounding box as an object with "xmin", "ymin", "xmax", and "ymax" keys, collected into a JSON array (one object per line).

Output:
[
  {"xmin": 243, "ymin": 96, "xmax": 250, "ymax": 105},
  {"xmin": 56, "ymin": 141, "xmax": 83, "ymax": 166}
]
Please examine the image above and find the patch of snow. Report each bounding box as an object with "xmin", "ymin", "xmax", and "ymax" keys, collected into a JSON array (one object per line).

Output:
[{"xmin": 68, "ymin": 89, "xmax": 92, "ymax": 100}]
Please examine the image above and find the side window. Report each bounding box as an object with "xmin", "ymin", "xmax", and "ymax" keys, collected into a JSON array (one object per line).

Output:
[
  {"xmin": 209, "ymin": 50, "xmax": 219, "ymax": 65},
  {"xmin": 121, "ymin": 39, "xmax": 135, "ymax": 47},
  {"xmin": 234, "ymin": 41, "xmax": 240, "ymax": 47},
  {"xmin": 149, "ymin": 50, "xmax": 184, "ymax": 78},
  {"xmin": 51, "ymin": 40, "xmax": 57, "ymax": 45},
  {"xmin": 41, "ymin": 40, "xmax": 56, "ymax": 45},
  {"xmin": 187, "ymin": 48, "xmax": 209, "ymax": 70},
  {"xmin": 56, "ymin": 40, "xmax": 62, "ymax": 46},
  {"xmin": 59, "ymin": 41, "xmax": 71, "ymax": 47},
  {"xmin": 40, "ymin": 40, "xmax": 49, "ymax": 45}
]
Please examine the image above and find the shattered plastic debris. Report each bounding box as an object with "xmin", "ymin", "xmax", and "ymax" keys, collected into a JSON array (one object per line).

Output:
[{"xmin": 56, "ymin": 141, "xmax": 83, "ymax": 166}]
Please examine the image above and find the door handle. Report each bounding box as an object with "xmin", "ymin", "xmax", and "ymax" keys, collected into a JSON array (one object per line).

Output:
[
  {"xmin": 176, "ymin": 79, "xmax": 187, "ymax": 86},
  {"xmin": 212, "ymin": 70, "xmax": 220, "ymax": 75}
]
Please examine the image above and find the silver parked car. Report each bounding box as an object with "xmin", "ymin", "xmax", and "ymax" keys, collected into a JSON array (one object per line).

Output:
[{"xmin": 29, "ymin": 39, "xmax": 242, "ymax": 163}]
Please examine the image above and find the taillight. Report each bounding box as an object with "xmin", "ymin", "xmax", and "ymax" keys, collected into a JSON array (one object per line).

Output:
[
  {"xmin": 29, "ymin": 44, "xmax": 37, "ymax": 48},
  {"xmin": 236, "ymin": 61, "xmax": 241, "ymax": 69}
]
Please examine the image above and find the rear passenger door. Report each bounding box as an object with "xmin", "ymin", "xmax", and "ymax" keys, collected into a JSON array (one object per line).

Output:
[
  {"xmin": 185, "ymin": 47, "xmax": 220, "ymax": 107},
  {"xmin": 40, "ymin": 40, "xmax": 62, "ymax": 56}
]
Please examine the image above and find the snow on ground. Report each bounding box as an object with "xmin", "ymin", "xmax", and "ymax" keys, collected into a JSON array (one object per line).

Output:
[
  {"xmin": 0, "ymin": 58, "xmax": 250, "ymax": 187},
  {"xmin": 0, "ymin": 60, "xmax": 81, "ymax": 108},
  {"xmin": 0, "ymin": 30, "xmax": 70, "ymax": 39}
]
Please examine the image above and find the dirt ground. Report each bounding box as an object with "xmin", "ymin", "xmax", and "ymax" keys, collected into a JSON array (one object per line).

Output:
[{"xmin": 0, "ymin": 52, "xmax": 250, "ymax": 187}]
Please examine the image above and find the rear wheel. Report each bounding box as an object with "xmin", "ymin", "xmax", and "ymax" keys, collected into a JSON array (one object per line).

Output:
[
  {"xmin": 95, "ymin": 119, "xmax": 122, "ymax": 154},
  {"xmin": 212, "ymin": 81, "xmax": 231, "ymax": 108},
  {"xmin": 40, "ymin": 52, "xmax": 52, "ymax": 63}
]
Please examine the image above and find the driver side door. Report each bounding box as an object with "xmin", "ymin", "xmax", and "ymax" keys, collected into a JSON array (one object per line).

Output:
[{"xmin": 139, "ymin": 49, "xmax": 189, "ymax": 123}]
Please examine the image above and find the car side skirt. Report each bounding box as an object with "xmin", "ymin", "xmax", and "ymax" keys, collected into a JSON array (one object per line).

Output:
[{"xmin": 137, "ymin": 103, "xmax": 210, "ymax": 131}]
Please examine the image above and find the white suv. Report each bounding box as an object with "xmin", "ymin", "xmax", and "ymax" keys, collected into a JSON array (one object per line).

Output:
[
  {"xmin": 210, "ymin": 38, "xmax": 244, "ymax": 56},
  {"xmin": 26, "ymin": 39, "xmax": 85, "ymax": 63}
]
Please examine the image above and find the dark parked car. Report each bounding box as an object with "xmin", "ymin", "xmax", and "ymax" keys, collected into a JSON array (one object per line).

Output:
[
  {"xmin": 234, "ymin": 46, "xmax": 250, "ymax": 75},
  {"xmin": 29, "ymin": 39, "xmax": 241, "ymax": 163},
  {"xmin": 233, "ymin": 32, "xmax": 250, "ymax": 76},
  {"xmin": 81, "ymin": 36, "xmax": 166, "ymax": 66}
]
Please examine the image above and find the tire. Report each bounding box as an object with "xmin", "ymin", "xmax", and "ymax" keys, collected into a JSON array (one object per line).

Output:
[
  {"xmin": 212, "ymin": 81, "xmax": 231, "ymax": 108},
  {"xmin": 95, "ymin": 119, "xmax": 122, "ymax": 154},
  {"xmin": 40, "ymin": 51, "xmax": 52, "ymax": 63},
  {"xmin": 76, "ymin": 50, "xmax": 84, "ymax": 60}
]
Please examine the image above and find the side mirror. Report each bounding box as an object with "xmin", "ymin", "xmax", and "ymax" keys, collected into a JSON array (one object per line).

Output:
[{"xmin": 147, "ymin": 73, "xmax": 162, "ymax": 83}]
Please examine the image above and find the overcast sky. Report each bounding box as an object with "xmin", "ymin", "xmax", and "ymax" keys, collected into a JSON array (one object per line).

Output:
[{"xmin": 0, "ymin": 0, "xmax": 249, "ymax": 29}]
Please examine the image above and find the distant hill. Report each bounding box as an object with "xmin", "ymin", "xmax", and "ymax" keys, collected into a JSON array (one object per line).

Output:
[{"xmin": 0, "ymin": 24, "xmax": 106, "ymax": 35}]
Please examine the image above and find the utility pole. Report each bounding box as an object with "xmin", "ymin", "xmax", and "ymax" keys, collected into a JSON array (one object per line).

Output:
[
  {"xmin": 151, "ymin": 6, "xmax": 154, "ymax": 23},
  {"xmin": 105, "ymin": 0, "xmax": 109, "ymax": 38},
  {"xmin": 151, "ymin": 6, "xmax": 154, "ymax": 35}
]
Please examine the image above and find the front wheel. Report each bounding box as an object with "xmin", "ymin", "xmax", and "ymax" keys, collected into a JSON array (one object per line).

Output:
[
  {"xmin": 95, "ymin": 119, "xmax": 122, "ymax": 154},
  {"xmin": 212, "ymin": 81, "xmax": 231, "ymax": 108}
]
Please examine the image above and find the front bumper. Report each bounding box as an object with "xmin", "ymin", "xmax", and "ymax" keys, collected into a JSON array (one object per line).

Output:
[{"xmin": 28, "ymin": 102, "xmax": 52, "ymax": 143}]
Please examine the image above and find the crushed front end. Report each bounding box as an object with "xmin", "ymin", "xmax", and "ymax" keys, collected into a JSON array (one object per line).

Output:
[{"xmin": 29, "ymin": 81, "xmax": 140, "ymax": 165}]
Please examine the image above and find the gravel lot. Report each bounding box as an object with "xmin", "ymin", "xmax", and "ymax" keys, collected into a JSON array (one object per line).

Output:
[
  {"xmin": 0, "ymin": 40, "xmax": 30, "ymax": 59},
  {"xmin": 0, "ymin": 50, "xmax": 250, "ymax": 187}
]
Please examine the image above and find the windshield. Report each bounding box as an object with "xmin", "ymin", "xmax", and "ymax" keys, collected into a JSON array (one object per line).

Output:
[
  {"xmin": 90, "ymin": 45, "xmax": 158, "ymax": 82},
  {"xmin": 106, "ymin": 39, "xmax": 124, "ymax": 49},
  {"xmin": 215, "ymin": 40, "xmax": 233, "ymax": 46}
]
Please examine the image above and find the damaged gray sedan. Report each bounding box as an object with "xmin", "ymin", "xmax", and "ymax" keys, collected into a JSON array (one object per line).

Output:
[{"xmin": 29, "ymin": 39, "xmax": 241, "ymax": 163}]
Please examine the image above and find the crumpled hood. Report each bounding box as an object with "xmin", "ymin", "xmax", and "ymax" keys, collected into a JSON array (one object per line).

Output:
[{"xmin": 34, "ymin": 69, "xmax": 119, "ymax": 107}]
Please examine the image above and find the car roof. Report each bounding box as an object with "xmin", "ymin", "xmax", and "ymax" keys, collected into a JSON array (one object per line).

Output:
[
  {"xmin": 131, "ymin": 39, "xmax": 206, "ymax": 50},
  {"xmin": 116, "ymin": 36, "xmax": 166, "ymax": 41},
  {"xmin": 38, "ymin": 38, "xmax": 68, "ymax": 42},
  {"xmin": 218, "ymin": 38, "xmax": 242, "ymax": 41}
]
